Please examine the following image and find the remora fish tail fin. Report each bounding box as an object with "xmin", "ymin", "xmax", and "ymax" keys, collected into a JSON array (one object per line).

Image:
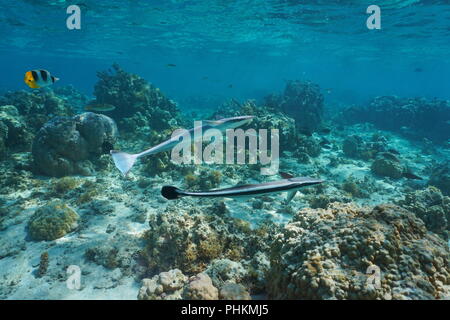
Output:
[
  {"xmin": 161, "ymin": 186, "xmax": 184, "ymax": 200},
  {"xmin": 110, "ymin": 150, "xmax": 139, "ymax": 176}
]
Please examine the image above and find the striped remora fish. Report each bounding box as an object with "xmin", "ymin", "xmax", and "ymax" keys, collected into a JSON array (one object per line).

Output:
[
  {"xmin": 161, "ymin": 173, "xmax": 324, "ymax": 203},
  {"xmin": 110, "ymin": 115, "xmax": 254, "ymax": 176}
]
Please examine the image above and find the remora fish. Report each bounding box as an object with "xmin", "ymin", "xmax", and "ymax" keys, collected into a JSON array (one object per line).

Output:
[
  {"xmin": 161, "ymin": 172, "xmax": 324, "ymax": 203},
  {"xmin": 111, "ymin": 115, "xmax": 254, "ymax": 176}
]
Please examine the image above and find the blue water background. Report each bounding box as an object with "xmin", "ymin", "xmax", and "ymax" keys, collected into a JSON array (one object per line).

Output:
[{"xmin": 0, "ymin": 0, "xmax": 449, "ymax": 110}]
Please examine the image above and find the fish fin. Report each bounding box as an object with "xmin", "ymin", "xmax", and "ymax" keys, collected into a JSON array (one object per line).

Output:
[
  {"xmin": 161, "ymin": 186, "xmax": 183, "ymax": 200},
  {"xmin": 203, "ymin": 120, "xmax": 222, "ymax": 126},
  {"xmin": 286, "ymin": 190, "xmax": 297, "ymax": 203},
  {"xmin": 110, "ymin": 150, "xmax": 139, "ymax": 176},
  {"xmin": 280, "ymin": 172, "xmax": 294, "ymax": 179}
]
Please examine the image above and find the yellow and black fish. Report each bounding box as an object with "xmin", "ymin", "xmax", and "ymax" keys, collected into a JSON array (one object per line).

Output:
[{"xmin": 24, "ymin": 69, "xmax": 60, "ymax": 89}]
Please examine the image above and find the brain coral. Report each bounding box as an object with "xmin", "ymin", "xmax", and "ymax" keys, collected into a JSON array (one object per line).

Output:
[
  {"xmin": 28, "ymin": 201, "xmax": 79, "ymax": 241},
  {"xmin": 267, "ymin": 203, "xmax": 450, "ymax": 300}
]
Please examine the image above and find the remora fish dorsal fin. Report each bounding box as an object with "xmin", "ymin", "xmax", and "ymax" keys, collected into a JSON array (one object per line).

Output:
[
  {"xmin": 110, "ymin": 150, "xmax": 139, "ymax": 176},
  {"xmin": 280, "ymin": 172, "xmax": 294, "ymax": 179},
  {"xmin": 286, "ymin": 190, "xmax": 297, "ymax": 203}
]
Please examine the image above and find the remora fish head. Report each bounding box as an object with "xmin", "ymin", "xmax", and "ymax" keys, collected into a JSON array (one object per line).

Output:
[{"xmin": 217, "ymin": 115, "xmax": 254, "ymax": 130}]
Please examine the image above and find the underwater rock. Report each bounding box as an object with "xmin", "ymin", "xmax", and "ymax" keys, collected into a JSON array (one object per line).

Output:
[
  {"xmin": 32, "ymin": 112, "xmax": 118, "ymax": 177},
  {"xmin": 0, "ymin": 105, "xmax": 33, "ymax": 156},
  {"xmin": 138, "ymin": 269, "xmax": 188, "ymax": 300},
  {"xmin": 398, "ymin": 186, "xmax": 450, "ymax": 239},
  {"xmin": 340, "ymin": 96, "xmax": 450, "ymax": 143},
  {"xmin": 429, "ymin": 162, "xmax": 450, "ymax": 196},
  {"xmin": 219, "ymin": 282, "xmax": 251, "ymax": 300},
  {"xmin": 371, "ymin": 156, "xmax": 404, "ymax": 179},
  {"xmin": 265, "ymin": 80, "xmax": 324, "ymax": 134},
  {"xmin": 93, "ymin": 64, "xmax": 183, "ymax": 132},
  {"xmin": 182, "ymin": 273, "xmax": 219, "ymax": 300},
  {"xmin": 267, "ymin": 203, "xmax": 450, "ymax": 300},
  {"xmin": 28, "ymin": 201, "xmax": 79, "ymax": 241}
]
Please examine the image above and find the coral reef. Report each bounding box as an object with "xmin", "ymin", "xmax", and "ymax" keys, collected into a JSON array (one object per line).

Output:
[
  {"xmin": 342, "ymin": 133, "xmax": 389, "ymax": 160},
  {"xmin": 184, "ymin": 169, "xmax": 222, "ymax": 190},
  {"xmin": 183, "ymin": 273, "xmax": 219, "ymax": 300},
  {"xmin": 138, "ymin": 269, "xmax": 188, "ymax": 300},
  {"xmin": 32, "ymin": 112, "xmax": 118, "ymax": 177},
  {"xmin": 219, "ymin": 282, "xmax": 251, "ymax": 300},
  {"xmin": 37, "ymin": 252, "xmax": 49, "ymax": 277},
  {"xmin": 429, "ymin": 162, "xmax": 450, "ymax": 196},
  {"xmin": 205, "ymin": 259, "xmax": 248, "ymax": 289},
  {"xmin": 0, "ymin": 90, "xmax": 74, "ymax": 132},
  {"xmin": 140, "ymin": 205, "xmax": 273, "ymax": 286},
  {"xmin": 28, "ymin": 201, "xmax": 79, "ymax": 241},
  {"xmin": 340, "ymin": 96, "xmax": 450, "ymax": 142},
  {"xmin": 398, "ymin": 186, "xmax": 450, "ymax": 239},
  {"xmin": 0, "ymin": 105, "xmax": 33, "ymax": 156},
  {"xmin": 265, "ymin": 80, "xmax": 324, "ymax": 134},
  {"xmin": 267, "ymin": 203, "xmax": 450, "ymax": 299},
  {"xmin": 93, "ymin": 64, "xmax": 183, "ymax": 132},
  {"xmin": 137, "ymin": 270, "xmax": 220, "ymax": 300},
  {"xmin": 210, "ymin": 99, "xmax": 298, "ymax": 152}
]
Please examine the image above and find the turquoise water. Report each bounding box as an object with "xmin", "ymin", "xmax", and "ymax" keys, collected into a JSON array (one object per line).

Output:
[{"xmin": 0, "ymin": 0, "xmax": 449, "ymax": 300}]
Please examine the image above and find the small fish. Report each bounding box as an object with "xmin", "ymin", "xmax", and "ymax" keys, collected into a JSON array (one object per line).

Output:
[
  {"xmin": 298, "ymin": 128, "xmax": 313, "ymax": 137},
  {"xmin": 111, "ymin": 116, "xmax": 254, "ymax": 176},
  {"xmin": 167, "ymin": 64, "xmax": 177, "ymax": 67},
  {"xmin": 325, "ymin": 88, "xmax": 332, "ymax": 94},
  {"xmin": 228, "ymin": 84, "xmax": 233, "ymax": 88},
  {"xmin": 102, "ymin": 141, "xmax": 114, "ymax": 154},
  {"xmin": 403, "ymin": 172, "xmax": 423, "ymax": 180},
  {"xmin": 201, "ymin": 76, "xmax": 209, "ymax": 80},
  {"xmin": 320, "ymin": 139, "xmax": 332, "ymax": 148},
  {"xmin": 24, "ymin": 70, "xmax": 59, "ymax": 89},
  {"xmin": 84, "ymin": 103, "xmax": 116, "ymax": 112},
  {"xmin": 161, "ymin": 172, "xmax": 324, "ymax": 203},
  {"xmin": 414, "ymin": 67, "xmax": 423, "ymax": 73},
  {"xmin": 319, "ymin": 127, "xmax": 331, "ymax": 134}
]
